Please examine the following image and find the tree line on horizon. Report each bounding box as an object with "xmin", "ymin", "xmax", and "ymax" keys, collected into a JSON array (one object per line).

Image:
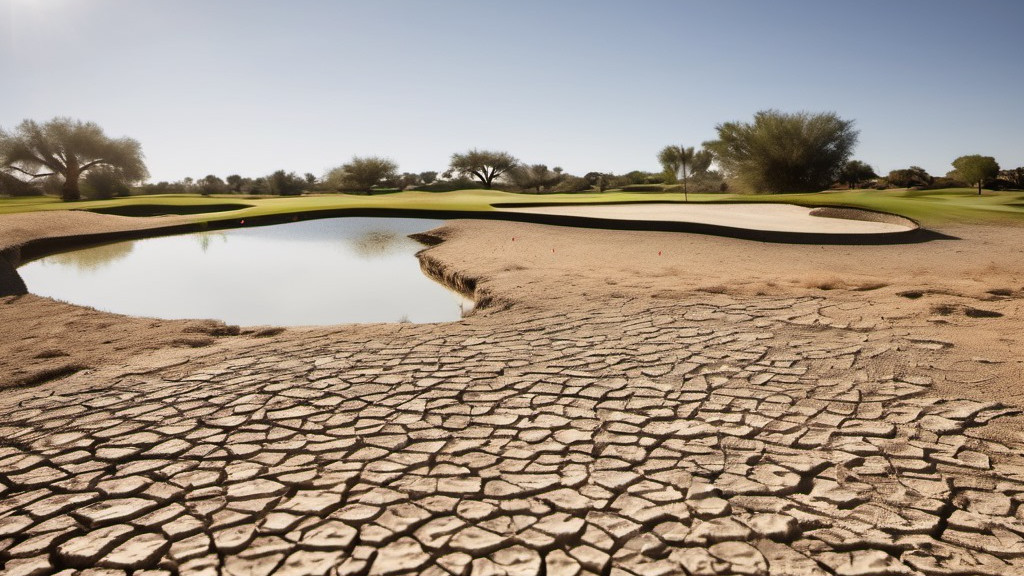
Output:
[{"xmin": 0, "ymin": 114, "xmax": 1020, "ymax": 201}]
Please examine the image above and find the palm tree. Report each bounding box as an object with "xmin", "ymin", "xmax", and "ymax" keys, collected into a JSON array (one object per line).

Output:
[{"xmin": 658, "ymin": 145, "xmax": 710, "ymax": 201}]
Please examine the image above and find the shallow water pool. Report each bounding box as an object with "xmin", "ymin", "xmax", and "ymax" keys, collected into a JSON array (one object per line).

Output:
[{"xmin": 18, "ymin": 218, "xmax": 472, "ymax": 326}]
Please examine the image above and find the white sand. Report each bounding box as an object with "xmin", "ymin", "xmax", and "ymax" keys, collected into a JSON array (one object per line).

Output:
[{"xmin": 498, "ymin": 203, "xmax": 914, "ymax": 234}]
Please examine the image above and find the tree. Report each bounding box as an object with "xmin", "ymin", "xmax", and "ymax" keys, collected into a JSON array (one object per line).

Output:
[
  {"xmin": 887, "ymin": 166, "xmax": 933, "ymax": 188},
  {"xmin": 226, "ymin": 174, "xmax": 243, "ymax": 192},
  {"xmin": 395, "ymin": 172, "xmax": 421, "ymax": 190},
  {"xmin": 951, "ymin": 155, "xmax": 1000, "ymax": 195},
  {"xmin": 703, "ymin": 110, "xmax": 857, "ymax": 193},
  {"xmin": 199, "ymin": 174, "xmax": 227, "ymax": 196},
  {"xmin": 584, "ymin": 172, "xmax": 613, "ymax": 192},
  {"xmin": 508, "ymin": 164, "xmax": 565, "ymax": 193},
  {"xmin": 839, "ymin": 160, "xmax": 878, "ymax": 189},
  {"xmin": 1000, "ymin": 167, "xmax": 1024, "ymax": 189},
  {"xmin": 658, "ymin": 145, "xmax": 713, "ymax": 200},
  {"xmin": 0, "ymin": 117, "xmax": 148, "ymax": 201},
  {"xmin": 326, "ymin": 156, "xmax": 399, "ymax": 192},
  {"xmin": 419, "ymin": 171, "xmax": 438, "ymax": 185},
  {"xmin": 447, "ymin": 149, "xmax": 518, "ymax": 189},
  {"xmin": 268, "ymin": 170, "xmax": 305, "ymax": 196}
]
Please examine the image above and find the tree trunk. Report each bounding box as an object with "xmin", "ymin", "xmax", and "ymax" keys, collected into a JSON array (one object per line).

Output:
[
  {"xmin": 61, "ymin": 166, "xmax": 81, "ymax": 202},
  {"xmin": 978, "ymin": 181, "xmax": 982, "ymax": 195}
]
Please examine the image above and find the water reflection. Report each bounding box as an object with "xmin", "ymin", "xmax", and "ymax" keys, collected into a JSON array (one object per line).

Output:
[
  {"xmin": 47, "ymin": 241, "xmax": 135, "ymax": 272},
  {"xmin": 20, "ymin": 218, "xmax": 470, "ymax": 326},
  {"xmin": 195, "ymin": 232, "xmax": 227, "ymax": 253},
  {"xmin": 351, "ymin": 229, "xmax": 402, "ymax": 258}
]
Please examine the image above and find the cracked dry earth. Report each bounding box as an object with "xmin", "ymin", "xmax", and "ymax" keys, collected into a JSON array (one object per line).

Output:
[{"xmin": 2, "ymin": 218, "xmax": 1024, "ymax": 576}]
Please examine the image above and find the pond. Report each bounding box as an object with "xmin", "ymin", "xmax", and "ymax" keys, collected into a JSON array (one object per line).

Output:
[{"xmin": 18, "ymin": 218, "xmax": 473, "ymax": 326}]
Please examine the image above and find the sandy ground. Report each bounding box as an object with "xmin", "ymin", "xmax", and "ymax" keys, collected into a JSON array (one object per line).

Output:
[
  {"xmin": 3, "ymin": 209, "xmax": 1024, "ymax": 574},
  {"xmin": 2, "ymin": 209, "xmax": 1022, "ymax": 430},
  {"xmin": 499, "ymin": 202, "xmax": 915, "ymax": 234}
]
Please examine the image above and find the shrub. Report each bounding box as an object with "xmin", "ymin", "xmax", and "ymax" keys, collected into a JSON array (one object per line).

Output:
[
  {"xmin": 551, "ymin": 176, "xmax": 592, "ymax": 193},
  {"xmin": 0, "ymin": 172, "xmax": 42, "ymax": 196},
  {"xmin": 887, "ymin": 166, "xmax": 933, "ymax": 188},
  {"xmin": 619, "ymin": 184, "xmax": 667, "ymax": 192},
  {"xmin": 704, "ymin": 110, "xmax": 857, "ymax": 193},
  {"xmin": 81, "ymin": 168, "xmax": 131, "ymax": 199}
]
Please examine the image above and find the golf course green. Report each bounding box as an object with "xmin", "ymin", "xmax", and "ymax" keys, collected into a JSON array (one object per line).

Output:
[{"xmin": 2, "ymin": 187, "xmax": 1023, "ymax": 228}]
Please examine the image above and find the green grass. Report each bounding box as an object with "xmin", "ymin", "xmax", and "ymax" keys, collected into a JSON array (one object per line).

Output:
[{"xmin": 2, "ymin": 188, "xmax": 1023, "ymax": 228}]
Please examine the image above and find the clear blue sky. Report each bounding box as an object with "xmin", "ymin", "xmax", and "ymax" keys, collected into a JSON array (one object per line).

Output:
[{"xmin": 2, "ymin": 0, "xmax": 1021, "ymax": 183}]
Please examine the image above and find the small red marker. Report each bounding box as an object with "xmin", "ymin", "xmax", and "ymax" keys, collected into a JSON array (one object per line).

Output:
[
  {"xmin": 240, "ymin": 219, "xmax": 245, "ymax": 224},
  {"xmin": 512, "ymin": 237, "xmax": 515, "ymax": 241},
  {"xmin": 658, "ymin": 251, "xmax": 662, "ymax": 256}
]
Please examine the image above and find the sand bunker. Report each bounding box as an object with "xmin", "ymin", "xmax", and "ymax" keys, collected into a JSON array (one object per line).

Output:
[{"xmin": 498, "ymin": 202, "xmax": 916, "ymax": 234}]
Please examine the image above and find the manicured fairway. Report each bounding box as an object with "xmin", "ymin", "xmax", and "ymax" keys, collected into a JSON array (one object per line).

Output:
[{"xmin": 2, "ymin": 188, "xmax": 1023, "ymax": 227}]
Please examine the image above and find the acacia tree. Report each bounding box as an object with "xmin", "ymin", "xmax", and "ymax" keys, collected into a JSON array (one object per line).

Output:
[
  {"xmin": 0, "ymin": 117, "xmax": 148, "ymax": 201},
  {"xmin": 658, "ymin": 145, "xmax": 712, "ymax": 200},
  {"xmin": 447, "ymin": 149, "xmax": 518, "ymax": 189},
  {"xmin": 951, "ymin": 155, "xmax": 1000, "ymax": 195},
  {"xmin": 703, "ymin": 110, "xmax": 857, "ymax": 193}
]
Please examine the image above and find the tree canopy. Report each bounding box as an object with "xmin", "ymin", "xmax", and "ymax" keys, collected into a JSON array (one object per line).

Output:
[
  {"xmin": 1001, "ymin": 167, "xmax": 1024, "ymax": 189},
  {"xmin": 839, "ymin": 160, "xmax": 878, "ymax": 189},
  {"xmin": 447, "ymin": 149, "xmax": 518, "ymax": 189},
  {"xmin": 268, "ymin": 170, "xmax": 306, "ymax": 196},
  {"xmin": 951, "ymin": 155, "xmax": 1000, "ymax": 195},
  {"xmin": 703, "ymin": 110, "xmax": 857, "ymax": 193},
  {"xmin": 508, "ymin": 164, "xmax": 564, "ymax": 193},
  {"xmin": 887, "ymin": 166, "xmax": 933, "ymax": 188},
  {"xmin": 326, "ymin": 156, "xmax": 399, "ymax": 192},
  {"xmin": 0, "ymin": 117, "xmax": 148, "ymax": 201}
]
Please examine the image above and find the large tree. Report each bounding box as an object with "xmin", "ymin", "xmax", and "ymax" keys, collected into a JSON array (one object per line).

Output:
[
  {"xmin": 447, "ymin": 149, "xmax": 518, "ymax": 189},
  {"xmin": 951, "ymin": 155, "xmax": 1000, "ymax": 195},
  {"xmin": 0, "ymin": 117, "xmax": 148, "ymax": 201},
  {"xmin": 326, "ymin": 156, "xmax": 398, "ymax": 192},
  {"xmin": 658, "ymin": 145, "xmax": 712, "ymax": 200},
  {"xmin": 703, "ymin": 110, "xmax": 857, "ymax": 193}
]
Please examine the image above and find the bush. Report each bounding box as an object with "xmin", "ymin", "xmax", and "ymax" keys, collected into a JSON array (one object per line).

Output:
[
  {"xmin": 925, "ymin": 176, "xmax": 966, "ymax": 190},
  {"xmin": 0, "ymin": 172, "xmax": 42, "ymax": 196},
  {"xmin": 81, "ymin": 168, "xmax": 131, "ymax": 199},
  {"xmin": 413, "ymin": 177, "xmax": 479, "ymax": 192},
  {"xmin": 506, "ymin": 164, "xmax": 565, "ymax": 193},
  {"xmin": 619, "ymin": 184, "xmax": 668, "ymax": 192},
  {"xmin": 551, "ymin": 176, "xmax": 592, "ymax": 194},
  {"xmin": 703, "ymin": 110, "xmax": 858, "ymax": 193},
  {"xmin": 887, "ymin": 166, "xmax": 933, "ymax": 188},
  {"xmin": 688, "ymin": 171, "xmax": 728, "ymax": 193}
]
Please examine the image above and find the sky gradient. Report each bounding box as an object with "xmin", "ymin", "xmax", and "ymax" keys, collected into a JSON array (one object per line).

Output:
[{"xmin": 2, "ymin": 0, "xmax": 1021, "ymax": 183}]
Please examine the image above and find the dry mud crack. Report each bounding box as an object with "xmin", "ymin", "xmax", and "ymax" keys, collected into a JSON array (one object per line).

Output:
[{"xmin": 2, "ymin": 217, "xmax": 1024, "ymax": 575}]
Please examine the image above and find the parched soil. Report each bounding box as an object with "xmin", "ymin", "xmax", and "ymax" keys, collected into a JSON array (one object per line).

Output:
[{"xmin": 1, "ymin": 210, "xmax": 1024, "ymax": 575}]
